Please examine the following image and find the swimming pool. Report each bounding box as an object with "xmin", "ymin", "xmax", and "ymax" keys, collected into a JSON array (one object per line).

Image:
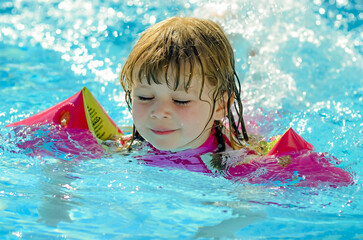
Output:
[{"xmin": 1, "ymin": 0, "xmax": 362, "ymax": 238}]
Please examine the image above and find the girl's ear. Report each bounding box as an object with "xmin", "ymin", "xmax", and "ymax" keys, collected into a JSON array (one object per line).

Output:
[{"xmin": 213, "ymin": 92, "xmax": 235, "ymax": 120}]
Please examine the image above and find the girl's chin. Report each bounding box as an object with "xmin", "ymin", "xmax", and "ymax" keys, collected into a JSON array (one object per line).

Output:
[
  {"xmin": 150, "ymin": 143, "xmax": 179, "ymax": 151},
  {"xmin": 150, "ymin": 142, "xmax": 196, "ymax": 152}
]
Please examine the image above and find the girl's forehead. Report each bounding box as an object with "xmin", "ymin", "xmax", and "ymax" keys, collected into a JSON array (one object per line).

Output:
[
  {"xmin": 134, "ymin": 61, "xmax": 202, "ymax": 77},
  {"xmin": 132, "ymin": 62, "xmax": 206, "ymax": 91},
  {"xmin": 133, "ymin": 73, "xmax": 204, "ymax": 92}
]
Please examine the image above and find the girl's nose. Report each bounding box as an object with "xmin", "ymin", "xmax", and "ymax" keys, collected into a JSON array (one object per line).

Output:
[{"xmin": 150, "ymin": 100, "xmax": 172, "ymax": 119}]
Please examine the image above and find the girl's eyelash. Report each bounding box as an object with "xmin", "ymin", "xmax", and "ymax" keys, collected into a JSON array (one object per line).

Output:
[
  {"xmin": 173, "ymin": 99, "xmax": 191, "ymax": 105},
  {"xmin": 138, "ymin": 96, "xmax": 154, "ymax": 101}
]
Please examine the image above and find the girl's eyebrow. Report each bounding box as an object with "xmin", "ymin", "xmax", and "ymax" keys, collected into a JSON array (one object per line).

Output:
[
  {"xmin": 174, "ymin": 85, "xmax": 198, "ymax": 95},
  {"xmin": 133, "ymin": 84, "xmax": 151, "ymax": 90}
]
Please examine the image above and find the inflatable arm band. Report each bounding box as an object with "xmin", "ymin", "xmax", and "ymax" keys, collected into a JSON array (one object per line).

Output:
[{"xmin": 6, "ymin": 87, "xmax": 123, "ymax": 142}]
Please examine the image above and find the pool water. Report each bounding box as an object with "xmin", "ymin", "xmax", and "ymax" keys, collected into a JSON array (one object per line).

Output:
[{"xmin": 1, "ymin": 0, "xmax": 362, "ymax": 239}]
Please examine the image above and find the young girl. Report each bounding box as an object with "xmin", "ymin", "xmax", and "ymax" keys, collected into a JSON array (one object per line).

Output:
[
  {"xmin": 118, "ymin": 17, "xmax": 352, "ymax": 186},
  {"xmin": 120, "ymin": 17, "xmax": 253, "ymax": 159}
]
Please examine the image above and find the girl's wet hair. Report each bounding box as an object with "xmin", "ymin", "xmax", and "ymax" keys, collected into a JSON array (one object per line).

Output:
[{"xmin": 120, "ymin": 17, "xmax": 248, "ymax": 150}]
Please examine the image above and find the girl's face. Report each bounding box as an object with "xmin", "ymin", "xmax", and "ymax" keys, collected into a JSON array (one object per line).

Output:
[{"xmin": 131, "ymin": 73, "xmax": 221, "ymax": 151}]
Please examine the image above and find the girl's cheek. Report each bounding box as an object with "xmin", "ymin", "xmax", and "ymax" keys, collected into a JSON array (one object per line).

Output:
[
  {"xmin": 179, "ymin": 106, "xmax": 205, "ymax": 123},
  {"xmin": 132, "ymin": 102, "xmax": 147, "ymax": 119}
]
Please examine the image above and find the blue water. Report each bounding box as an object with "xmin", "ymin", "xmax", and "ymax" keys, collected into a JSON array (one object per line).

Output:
[{"xmin": 0, "ymin": 0, "xmax": 362, "ymax": 239}]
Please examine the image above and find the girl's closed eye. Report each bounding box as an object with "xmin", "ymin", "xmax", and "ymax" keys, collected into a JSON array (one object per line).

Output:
[
  {"xmin": 173, "ymin": 99, "xmax": 191, "ymax": 105},
  {"xmin": 138, "ymin": 96, "xmax": 154, "ymax": 101}
]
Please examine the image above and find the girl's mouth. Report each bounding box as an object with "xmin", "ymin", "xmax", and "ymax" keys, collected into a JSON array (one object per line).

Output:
[{"xmin": 151, "ymin": 129, "xmax": 176, "ymax": 135}]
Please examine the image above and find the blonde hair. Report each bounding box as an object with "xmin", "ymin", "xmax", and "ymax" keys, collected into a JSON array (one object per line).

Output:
[{"xmin": 120, "ymin": 17, "xmax": 248, "ymax": 150}]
